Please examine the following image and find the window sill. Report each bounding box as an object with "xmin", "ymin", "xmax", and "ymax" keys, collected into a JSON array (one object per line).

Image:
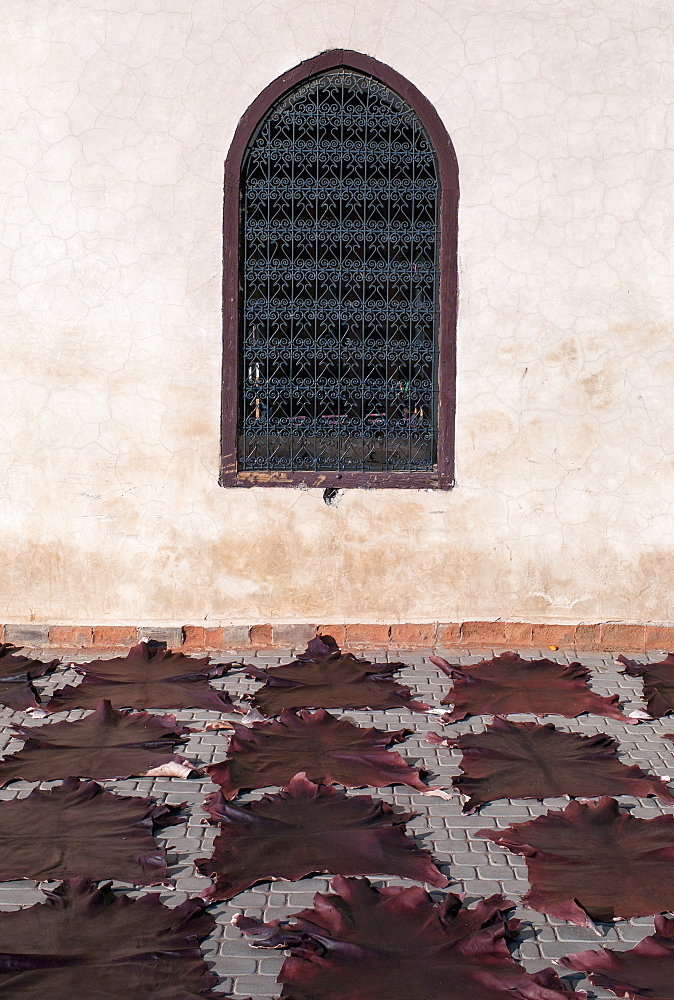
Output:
[{"xmin": 220, "ymin": 469, "xmax": 454, "ymax": 489}]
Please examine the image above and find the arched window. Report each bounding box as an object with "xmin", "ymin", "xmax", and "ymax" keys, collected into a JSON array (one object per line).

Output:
[{"xmin": 221, "ymin": 50, "xmax": 458, "ymax": 489}]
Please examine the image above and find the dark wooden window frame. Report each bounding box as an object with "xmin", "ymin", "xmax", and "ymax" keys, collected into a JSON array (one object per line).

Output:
[{"xmin": 220, "ymin": 49, "xmax": 458, "ymax": 489}]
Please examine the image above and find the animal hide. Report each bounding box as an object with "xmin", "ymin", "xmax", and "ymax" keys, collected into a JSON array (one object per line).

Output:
[
  {"xmin": 235, "ymin": 874, "xmax": 585, "ymax": 1000},
  {"xmin": 431, "ymin": 717, "xmax": 674, "ymax": 812},
  {"xmin": 432, "ymin": 651, "xmax": 627, "ymax": 723},
  {"xmin": 478, "ymin": 797, "xmax": 674, "ymax": 925},
  {"xmin": 195, "ymin": 772, "xmax": 448, "ymax": 901},
  {"xmin": 46, "ymin": 641, "xmax": 240, "ymax": 714},
  {"xmin": 207, "ymin": 709, "xmax": 428, "ymax": 798},
  {"xmin": 245, "ymin": 638, "xmax": 428, "ymax": 716},
  {"xmin": 0, "ymin": 643, "xmax": 59, "ymax": 712},
  {"xmin": 619, "ymin": 653, "xmax": 674, "ymax": 718},
  {"xmin": 0, "ymin": 776, "xmax": 184, "ymax": 885},
  {"xmin": 0, "ymin": 878, "xmax": 220, "ymax": 999},
  {"xmin": 560, "ymin": 912, "xmax": 674, "ymax": 1000},
  {"xmin": 0, "ymin": 700, "xmax": 194, "ymax": 785}
]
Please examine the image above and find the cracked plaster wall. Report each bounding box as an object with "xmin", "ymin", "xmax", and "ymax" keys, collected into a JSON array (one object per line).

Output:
[{"xmin": 2, "ymin": 0, "xmax": 673, "ymax": 626}]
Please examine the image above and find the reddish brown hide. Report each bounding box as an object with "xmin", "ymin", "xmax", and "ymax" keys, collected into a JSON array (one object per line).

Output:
[
  {"xmin": 235, "ymin": 874, "xmax": 585, "ymax": 1000},
  {"xmin": 0, "ymin": 776, "xmax": 184, "ymax": 885},
  {"xmin": 560, "ymin": 912, "xmax": 674, "ymax": 1000},
  {"xmin": 245, "ymin": 637, "xmax": 427, "ymax": 716},
  {"xmin": 479, "ymin": 797, "xmax": 674, "ymax": 925},
  {"xmin": 46, "ymin": 641, "xmax": 240, "ymax": 714},
  {"xmin": 0, "ymin": 643, "xmax": 59, "ymax": 712},
  {"xmin": 433, "ymin": 651, "xmax": 627, "ymax": 723},
  {"xmin": 0, "ymin": 879, "xmax": 221, "ymax": 999},
  {"xmin": 619, "ymin": 653, "xmax": 674, "ymax": 718},
  {"xmin": 195, "ymin": 772, "xmax": 448, "ymax": 902},
  {"xmin": 431, "ymin": 717, "xmax": 674, "ymax": 813},
  {"xmin": 0, "ymin": 700, "xmax": 194, "ymax": 785},
  {"xmin": 207, "ymin": 709, "xmax": 428, "ymax": 798}
]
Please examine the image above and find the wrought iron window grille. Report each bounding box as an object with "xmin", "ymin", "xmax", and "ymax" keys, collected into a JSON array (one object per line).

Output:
[{"xmin": 221, "ymin": 52, "xmax": 458, "ymax": 489}]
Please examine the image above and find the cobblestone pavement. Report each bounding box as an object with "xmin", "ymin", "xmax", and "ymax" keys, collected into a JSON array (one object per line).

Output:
[{"xmin": 1, "ymin": 646, "xmax": 673, "ymax": 998}]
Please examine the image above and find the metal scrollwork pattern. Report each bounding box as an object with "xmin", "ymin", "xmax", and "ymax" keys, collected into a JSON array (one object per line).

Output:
[{"xmin": 239, "ymin": 69, "xmax": 439, "ymax": 473}]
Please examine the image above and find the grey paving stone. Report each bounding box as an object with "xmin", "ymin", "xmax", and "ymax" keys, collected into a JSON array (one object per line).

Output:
[
  {"xmin": 232, "ymin": 975, "xmax": 279, "ymax": 996},
  {"xmin": 256, "ymin": 957, "xmax": 286, "ymax": 975},
  {"xmin": 0, "ymin": 645, "xmax": 671, "ymax": 997},
  {"xmin": 217, "ymin": 958, "xmax": 257, "ymax": 975}
]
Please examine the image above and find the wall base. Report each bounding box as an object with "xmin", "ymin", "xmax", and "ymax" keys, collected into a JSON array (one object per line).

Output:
[{"xmin": 2, "ymin": 621, "xmax": 673, "ymax": 653}]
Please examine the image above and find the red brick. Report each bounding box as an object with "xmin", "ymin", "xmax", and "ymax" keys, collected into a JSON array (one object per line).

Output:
[
  {"xmin": 317, "ymin": 625, "xmax": 347, "ymax": 647},
  {"xmin": 531, "ymin": 624, "xmax": 577, "ymax": 649},
  {"xmin": 645, "ymin": 625, "xmax": 674, "ymax": 651},
  {"xmin": 49, "ymin": 626, "xmax": 93, "ymax": 647},
  {"xmin": 460, "ymin": 621, "xmax": 506, "ymax": 645},
  {"xmin": 92, "ymin": 626, "xmax": 137, "ymax": 647},
  {"xmin": 182, "ymin": 626, "xmax": 205, "ymax": 648},
  {"xmin": 250, "ymin": 624, "xmax": 273, "ymax": 648},
  {"xmin": 574, "ymin": 624, "xmax": 601, "ymax": 650},
  {"xmin": 390, "ymin": 623, "xmax": 436, "ymax": 648},
  {"xmin": 437, "ymin": 623, "xmax": 460, "ymax": 646},
  {"xmin": 346, "ymin": 624, "xmax": 390, "ymax": 647},
  {"xmin": 600, "ymin": 623, "xmax": 646, "ymax": 652},
  {"xmin": 207, "ymin": 626, "xmax": 252, "ymax": 649},
  {"xmin": 504, "ymin": 622, "xmax": 533, "ymax": 646},
  {"xmin": 200, "ymin": 628, "xmax": 224, "ymax": 649}
]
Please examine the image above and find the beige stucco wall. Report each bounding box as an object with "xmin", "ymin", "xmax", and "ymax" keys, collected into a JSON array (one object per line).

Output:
[{"xmin": 2, "ymin": 0, "xmax": 673, "ymax": 626}]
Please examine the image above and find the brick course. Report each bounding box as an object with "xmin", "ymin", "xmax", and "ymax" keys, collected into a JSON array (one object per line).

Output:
[
  {"xmin": 390, "ymin": 623, "xmax": 437, "ymax": 647},
  {"xmin": 530, "ymin": 623, "xmax": 577, "ymax": 648},
  {"xmin": 48, "ymin": 626, "xmax": 93, "ymax": 647},
  {"xmin": 460, "ymin": 621, "xmax": 506, "ymax": 645},
  {"xmin": 317, "ymin": 624, "xmax": 347, "ymax": 646},
  {"xmin": 437, "ymin": 623, "xmax": 460, "ymax": 646},
  {"xmin": 139, "ymin": 626, "xmax": 184, "ymax": 647},
  {"xmin": 4, "ymin": 621, "xmax": 672, "ymax": 654},
  {"xmin": 504, "ymin": 621, "xmax": 534, "ymax": 645},
  {"xmin": 92, "ymin": 625, "xmax": 138, "ymax": 647},
  {"xmin": 346, "ymin": 623, "xmax": 391, "ymax": 646},
  {"xmin": 271, "ymin": 624, "xmax": 316, "ymax": 648},
  {"xmin": 574, "ymin": 623, "xmax": 601, "ymax": 650},
  {"xmin": 249, "ymin": 623, "xmax": 273, "ymax": 647},
  {"xmin": 645, "ymin": 625, "xmax": 674, "ymax": 650},
  {"xmin": 182, "ymin": 625, "xmax": 205, "ymax": 648},
  {"xmin": 4, "ymin": 624, "xmax": 49, "ymax": 645},
  {"xmin": 600, "ymin": 622, "xmax": 646, "ymax": 652}
]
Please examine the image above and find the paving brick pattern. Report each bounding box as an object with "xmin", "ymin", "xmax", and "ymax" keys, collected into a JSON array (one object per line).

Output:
[{"xmin": 1, "ymin": 646, "xmax": 674, "ymax": 998}]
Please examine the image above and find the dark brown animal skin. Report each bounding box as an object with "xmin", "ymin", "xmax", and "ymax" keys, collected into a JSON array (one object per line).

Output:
[
  {"xmin": 46, "ymin": 641, "xmax": 240, "ymax": 713},
  {"xmin": 479, "ymin": 797, "xmax": 674, "ymax": 925},
  {"xmin": 0, "ymin": 643, "xmax": 59, "ymax": 712},
  {"xmin": 196, "ymin": 772, "xmax": 448, "ymax": 902},
  {"xmin": 0, "ymin": 879, "xmax": 222, "ymax": 999},
  {"xmin": 0, "ymin": 776, "xmax": 185, "ymax": 885},
  {"xmin": 619, "ymin": 652, "xmax": 674, "ymax": 718},
  {"xmin": 235, "ymin": 874, "xmax": 586, "ymax": 1000},
  {"xmin": 431, "ymin": 717, "xmax": 674, "ymax": 812},
  {"xmin": 207, "ymin": 708, "xmax": 428, "ymax": 798},
  {"xmin": 0, "ymin": 700, "xmax": 194, "ymax": 785},
  {"xmin": 560, "ymin": 912, "xmax": 674, "ymax": 999},
  {"xmin": 432, "ymin": 651, "xmax": 627, "ymax": 723},
  {"xmin": 245, "ymin": 638, "xmax": 428, "ymax": 716}
]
